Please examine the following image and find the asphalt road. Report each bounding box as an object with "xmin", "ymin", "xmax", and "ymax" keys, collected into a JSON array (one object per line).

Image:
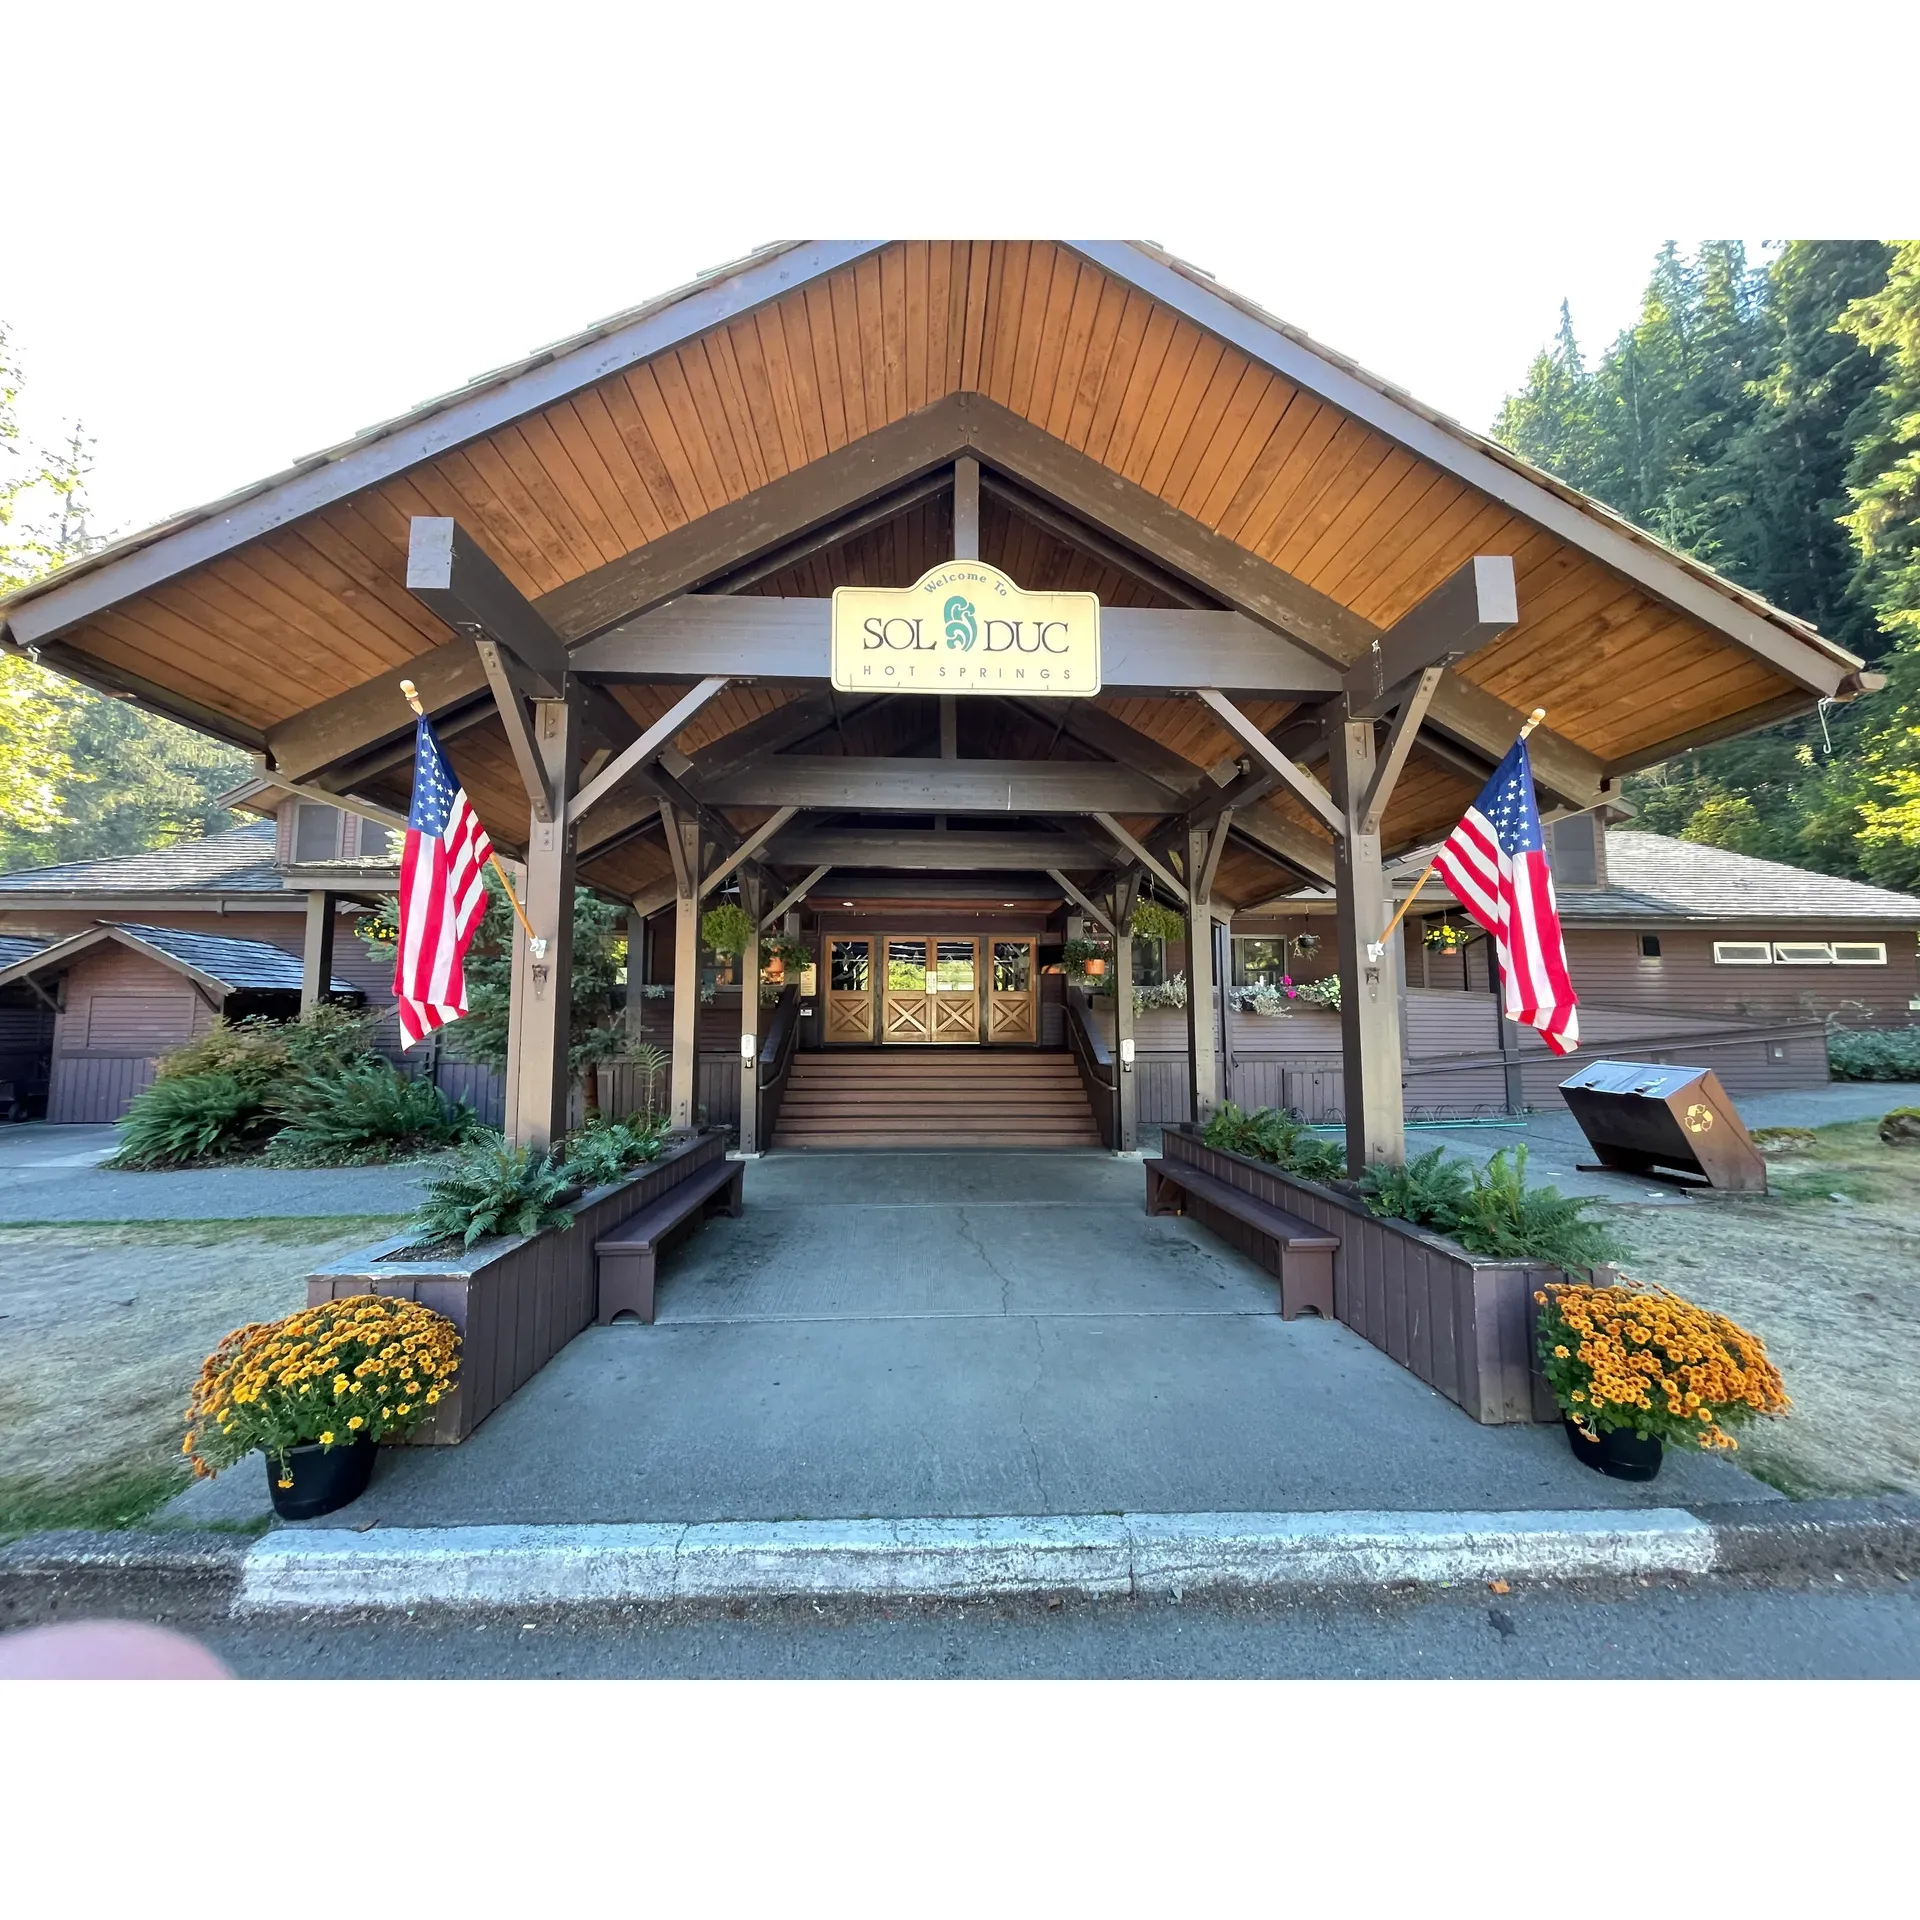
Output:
[{"xmin": 196, "ymin": 1572, "xmax": 1920, "ymax": 1678}]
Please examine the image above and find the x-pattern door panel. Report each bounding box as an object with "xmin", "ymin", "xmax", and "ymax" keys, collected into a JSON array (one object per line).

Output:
[
  {"xmin": 987, "ymin": 939, "xmax": 1037, "ymax": 1044},
  {"xmin": 825, "ymin": 939, "xmax": 874, "ymax": 1042},
  {"xmin": 881, "ymin": 937, "xmax": 979, "ymax": 1044}
]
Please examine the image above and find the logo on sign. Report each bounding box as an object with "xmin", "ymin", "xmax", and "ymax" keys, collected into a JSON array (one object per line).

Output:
[{"xmin": 831, "ymin": 562, "xmax": 1100, "ymax": 696}]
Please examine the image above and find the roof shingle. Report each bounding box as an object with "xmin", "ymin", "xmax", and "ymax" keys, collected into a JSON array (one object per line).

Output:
[{"xmin": 0, "ymin": 822, "xmax": 279, "ymax": 894}]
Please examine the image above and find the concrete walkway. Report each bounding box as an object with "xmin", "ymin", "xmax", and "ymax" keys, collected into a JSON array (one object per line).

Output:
[
  {"xmin": 170, "ymin": 1147, "xmax": 1772, "ymax": 1533},
  {"xmin": 0, "ymin": 1123, "xmax": 443, "ymax": 1221}
]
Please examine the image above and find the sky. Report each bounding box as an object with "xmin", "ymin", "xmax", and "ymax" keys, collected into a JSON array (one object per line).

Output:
[{"xmin": 4, "ymin": 3, "xmax": 1912, "ymax": 547}]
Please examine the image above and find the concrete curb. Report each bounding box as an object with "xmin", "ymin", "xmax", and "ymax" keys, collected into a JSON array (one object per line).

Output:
[
  {"xmin": 232, "ymin": 1509, "xmax": 1716, "ymax": 1614},
  {"xmin": 6, "ymin": 1497, "xmax": 1914, "ymax": 1621}
]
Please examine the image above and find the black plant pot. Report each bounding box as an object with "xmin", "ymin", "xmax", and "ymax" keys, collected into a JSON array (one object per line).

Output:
[
  {"xmin": 1563, "ymin": 1416, "xmax": 1664, "ymax": 1482},
  {"xmin": 265, "ymin": 1436, "xmax": 377, "ymax": 1519}
]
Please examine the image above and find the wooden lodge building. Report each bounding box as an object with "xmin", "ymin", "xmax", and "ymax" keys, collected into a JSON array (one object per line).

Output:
[{"xmin": 0, "ymin": 241, "xmax": 1889, "ymax": 1166}]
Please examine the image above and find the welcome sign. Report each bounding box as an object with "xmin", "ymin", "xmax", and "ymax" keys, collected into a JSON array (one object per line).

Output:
[{"xmin": 830, "ymin": 562, "xmax": 1100, "ymax": 696}]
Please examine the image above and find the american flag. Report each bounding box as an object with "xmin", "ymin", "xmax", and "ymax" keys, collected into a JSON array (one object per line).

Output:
[
  {"xmin": 1431, "ymin": 738, "xmax": 1580, "ymax": 1056},
  {"xmin": 393, "ymin": 714, "xmax": 494, "ymax": 1049}
]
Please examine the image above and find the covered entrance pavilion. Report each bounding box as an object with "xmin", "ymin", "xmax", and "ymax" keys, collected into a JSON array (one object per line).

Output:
[
  {"xmin": 1, "ymin": 243, "xmax": 1877, "ymax": 1475},
  {"xmin": 0, "ymin": 241, "xmax": 1871, "ymax": 1176}
]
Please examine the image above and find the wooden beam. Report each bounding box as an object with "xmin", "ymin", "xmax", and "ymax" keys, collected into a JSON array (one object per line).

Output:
[
  {"xmin": 246, "ymin": 762, "xmax": 412, "ymax": 838},
  {"xmin": 629, "ymin": 876, "xmax": 679, "ymax": 919},
  {"xmin": 693, "ymin": 754, "xmax": 1181, "ymax": 814},
  {"xmin": 1196, "ymin": 811, "xmax": 1233, "ymax": 902},
  {"xmin": 699, "ymin": 807, "xmax": 798, "ymax": 897},
  {"xmin": 1045, "ymin": 867, "xmax": 1117, "ymax": 934},
  {"xmin": 1090, "ymin": 814, "xmax": 1187, "ymax": 903},
  {"xmin": 1358, "ymin": 666, "xmax": 1444, "ymax": 834},
  {"xmin": 571, "ymin": 595, "xmax": 1340, "ymax": 695},
  {"xmin": 476, "ymin": 639, "xmax": 555, "ymax": 821},
  {"xmin": 704, "ymin": 470, "xmax": 955, "ymax": 594},
  {"xmin": 567, "ymin": 676, "xmax": 729, "ymax": 826},
  {"xmin": 1342, "ymin": 557, "xmax": 1517, "ymax": 717},
  {"xmin": 760, "ymin": 864, "xmax": 829, "ymax": 930},
  {"xmin": 978, "ymin": 472, "xmax": 1214, "ymax": 610},
  {"xmin": 1194, "ymin": 689, "xmax": 1344, "ymax": 836},
  {"xmin": 407, "ymin": 517, "xmax": 566, "ymax": 686},
  {"xmin": 659, "ymin": 801, "xmax": 694, "ymax": 899},
  {"xmin": 577, "ymin": 791, "xmax": 662, "ymax": 858},
  {"xmin": 769, "ymin": 828, "xmax": 1109, "ymax": 871},
  {"xmin": 1228, "ymin": 809, "xmax": 1336, "ymax": 887},
  {"xmin": 299, "ymin": 892, "xmax": 337, "ymax": 1015},
  {"xmin": 953, "ymin": 456, "xmax": 980, "ymax": 561}
]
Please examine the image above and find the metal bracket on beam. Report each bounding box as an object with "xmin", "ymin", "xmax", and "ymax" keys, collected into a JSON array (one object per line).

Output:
[{"xmin": 1193, "ymin": 689, "xmax": 1344, "ymax": 837}]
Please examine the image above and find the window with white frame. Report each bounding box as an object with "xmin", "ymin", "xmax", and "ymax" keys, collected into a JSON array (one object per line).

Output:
[
  {"xmin": 1712, "ymin": 941, "xmax": 1772, "ymax": 965},
  {"xmin": 1832, "ymin": 942, "xmax": 1888, "ymax": 965},
  {"xmin": 1773, "ymin": 942, "xmax": 1837, "ymax": 965}
]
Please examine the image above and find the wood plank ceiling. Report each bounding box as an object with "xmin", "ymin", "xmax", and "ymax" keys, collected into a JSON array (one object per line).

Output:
[{"xmin": 22, "ymin": 241, "xmax": 1838, "ymax": 907}]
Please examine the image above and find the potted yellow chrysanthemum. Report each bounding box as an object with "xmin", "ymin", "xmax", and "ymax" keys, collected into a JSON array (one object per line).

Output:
[
  {"xmin": 1534, "ymin": 1279, "xmax": 1788, "ymax": 1481},
  {"xmin": 184, "ymin": 1295, "xmax": 461, "ymax": 1518}
]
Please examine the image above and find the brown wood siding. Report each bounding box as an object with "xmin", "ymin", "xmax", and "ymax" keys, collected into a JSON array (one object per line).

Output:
[{"xmin": 47, "ymin": 944, "xmax": 221, "ymax": 1122}]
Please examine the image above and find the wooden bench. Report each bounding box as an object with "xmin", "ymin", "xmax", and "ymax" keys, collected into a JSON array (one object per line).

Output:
[
  {"xmin": 594, "ymin": 1157, "xmax": 744, "ymax": 1326},
  {"xmin": 1144, "ymin": 1157, "xmax": 1337, "ymax": 1320}
]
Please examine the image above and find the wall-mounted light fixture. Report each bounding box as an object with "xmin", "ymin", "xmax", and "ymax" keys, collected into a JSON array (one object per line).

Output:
[{"xmin": 739, "ymin": 1033, "xmax": 756, "ymax": 1061}]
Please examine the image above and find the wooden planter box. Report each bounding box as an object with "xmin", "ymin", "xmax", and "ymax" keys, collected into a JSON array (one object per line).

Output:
[
  {"xmin": 307, "ymin": 1130, "xmax": 730, "ymax": 1445},
  {"xmin": 1161, "ymin": 1124, "xmax": 1562, "ymax": 1425}
]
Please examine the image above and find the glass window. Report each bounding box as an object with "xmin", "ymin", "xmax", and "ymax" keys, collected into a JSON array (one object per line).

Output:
[
  {"xmin": 933, "ymin": 941, "xmax": 976, "ymax": 993},
  {"xmin": 829, "ymin": 940, "xmax": 869, "ymax": 992},
  {"xmin": 1232, "ymin": 937, "xmax": 1291, "ymax": 988},
  {"xmin": 293, "ymin": 803, "xmax": 342, "ymax": 862},
  {"xmin": 1833, "ymin": 943, "xmax": 1887, "ymax": 965},
  {"xmin": 1133, "ymin": 938, "xmax": 1167, "ymax": 987},
  {"xmin": 702, "ymin": 946, "xmax": 737, "ymax": 988},
  {"xmin": 886, "ymin": 940, "xmax": 927, "ymax": 992},
  {"xmin": 1638, "ymin": 934, "xmax": 1662, "ymax": 958},
  {"xmin": 1713, "ymin": 942, "xmax": 1772, "ymax": 965},
  {"xmin": 1773, "ymin": 942, "xmax": 1834, "ymax": 966},
  {"xmin": 361, "ymin": 823, "xmax": 400, "ymax": 862},
  {"xmin": 992, "ymin": 942, "xmax": 1031, "ymax": 993}
]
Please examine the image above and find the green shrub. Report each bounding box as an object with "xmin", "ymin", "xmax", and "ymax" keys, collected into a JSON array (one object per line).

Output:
[
  {"xmin": 108, "ymin": 1071, "xmax": 278, "ymax": 1168},
  {"xmin": 1828, "ymin": 1027, "xmax": 1920, "ymax": 1081},
  {"xmin": 1359, "ymin": 1146, "xmax": 1474, "ymax": 1229},
  {"xmin": 264, "ymin": 1057, "xmax": 478, "ymax": 1166},
  {"xmin": 1451, "ymin": 1145, "xmax": 1627, "ymax": 1268},
  {"xmin": 410, "ymin": 1136, "xmax": 578, "ymax": 1250},
  {"xmin": 279, "ymin": 1004, "xmax": 378, "ymax": 1076},
  {"xmin": 152, "ymin": 1020, "xmax": 289, "ymax": 1092},
  {"xmin": 561, "ymin": 1115, "xmax": 670, "ymax": 1189}
]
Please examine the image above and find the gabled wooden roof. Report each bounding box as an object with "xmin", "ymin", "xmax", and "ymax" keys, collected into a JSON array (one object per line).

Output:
[{"xmin": 0, "ymin": 241, "xmax": 1873, "ymax": 911}]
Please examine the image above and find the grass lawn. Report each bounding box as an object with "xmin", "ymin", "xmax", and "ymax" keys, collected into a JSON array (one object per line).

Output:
[
  {"xmin": 1594, "ymin": 1118, "xmax": 1920, "ymax": 1499},
  {"xmin": 0, "ymin": 1216, "xmax": 405, "ymax": 1539}
]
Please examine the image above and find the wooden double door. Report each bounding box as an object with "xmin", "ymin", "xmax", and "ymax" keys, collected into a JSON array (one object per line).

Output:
[{"xmin": 824, "ymin": 935, "xmax": 1038, "ymax": 1045}]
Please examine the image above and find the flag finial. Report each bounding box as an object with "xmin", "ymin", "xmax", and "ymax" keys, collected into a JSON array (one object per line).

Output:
[{"xmin": 1518, "ymin": 706, "xmax": 1546, "ymax": 740}]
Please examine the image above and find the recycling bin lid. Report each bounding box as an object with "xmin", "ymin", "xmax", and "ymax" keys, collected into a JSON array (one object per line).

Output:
[{"xmin": 1558, "ymin": 1059, "xmax": 1711, "ymax": 1099}]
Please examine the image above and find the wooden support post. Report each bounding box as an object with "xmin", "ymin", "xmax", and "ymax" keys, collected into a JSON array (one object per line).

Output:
[
  {"xmin": 738, "ymin": 874, "xmax": 762, "ymax": 1155},
  {"xmin": 1113, "ymin": 872, "xmax": 1140, "ymax": 1152},
  {"xmin": 504, "ymin": 692, "xmax": 582, "ymax": 1150},
  {"xmin": 1329, "ymin": 719, "xmax": 1406, "ymax": 1170},
  {"xmin": 1184, "ymin": 828, "xmax": 1219, "ymax": 1124},
  {"xmin": 669, "ymin": 811, "xmax": 702, "ymax": 1132},
  {"xmin": 1214, "ymin": 916, "xmax": 1233, "ymax": 1111},
  {"xmin": 1495, "ymin": 955, "xmax": 1524, "ymax": 1115},
  {"xmin": 299, "ymin": 892, "xmax": 336, "ymax": 1014},
  {"xmin": 625, "ymin": 909, "xmax": 645, "ymax": 1047}
]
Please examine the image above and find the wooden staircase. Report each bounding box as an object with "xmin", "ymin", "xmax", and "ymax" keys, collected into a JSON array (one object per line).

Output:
[{"xmin": 773, "ymin": 1049, "xmax": 1104, "ymax": 1150}]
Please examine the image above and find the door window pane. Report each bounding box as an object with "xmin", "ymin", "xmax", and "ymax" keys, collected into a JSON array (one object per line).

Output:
[
  {"xmin": 992, "ymin": 942, "xmax": 1031, "ymax": 992},
  {"xmin": 830, "ymin": 941, "xmax": 870, "ymax": 992},
  {"xmin": 933, "ymin": 941, "xmax": 976, "ymax": 993},
  {"xmin": 886, "ymin": 941, "xmax": 928, "ymax": 991}
]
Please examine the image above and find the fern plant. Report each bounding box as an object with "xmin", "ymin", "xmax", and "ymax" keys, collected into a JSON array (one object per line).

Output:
[
  {"xmin": 109, "ymin": 1071, "xmax": 277, "ymax": 1168},
  {"xmin": 410, "ymin": 1137, "xmax": 579, "ymax": 1250},
  {"xmin": 265, "ymin": 1057, "xmax": 478, "ymax": 1166},
  {"xmin": 1129, "ymin": 897, "xmax": 1186, "ymax": 943},
  {"xmin": 700, "ymin": 902, "xmax": 755, "ymax": 956},
  {"xmin": 1358, "ymin": 1147, "xmax": 1474, "ymax": 1229},
  {"xmin": 1451, "ymin": 1146, "xmax": 1627, "ymax": 1268},
  {"xmin": 1201, "ymin": 1101, "xmax": 1346, "ymax": 1182},
  {"xmin": 561, "ymin": 1115, "xmax": 670, "ymax": 1189},
  {"xmin": 624, "ymin": 1041, "xmax": 671, "ymax": 1119}
]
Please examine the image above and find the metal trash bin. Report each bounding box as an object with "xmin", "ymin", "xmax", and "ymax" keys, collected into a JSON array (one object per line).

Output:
[{"xmin": 1558, "ymin": 1059, "xmax": 1767, "ymax": 1193}]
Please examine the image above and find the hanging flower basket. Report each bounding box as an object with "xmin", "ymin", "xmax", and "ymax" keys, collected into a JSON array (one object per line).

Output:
[
  {"xmin": 700, "ymin": 902, "xmax": 755, "ymax": 957},
  {"xmin": 1129, "ymin": 897, "xmax": 1186, "ymax": 944},
  {"xmin": 1425, "ymin": 921, "xmax": 1471, "ymax": 956}
]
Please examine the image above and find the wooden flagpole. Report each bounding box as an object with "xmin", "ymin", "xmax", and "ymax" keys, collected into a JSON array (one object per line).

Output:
[
  {"xmin": 398, "ymin": 678, "xmax": 539, "ymax": 945},
  {"xmin": 1372, "ymin": 706, "xmax": 1547, "ymax": 954}
]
